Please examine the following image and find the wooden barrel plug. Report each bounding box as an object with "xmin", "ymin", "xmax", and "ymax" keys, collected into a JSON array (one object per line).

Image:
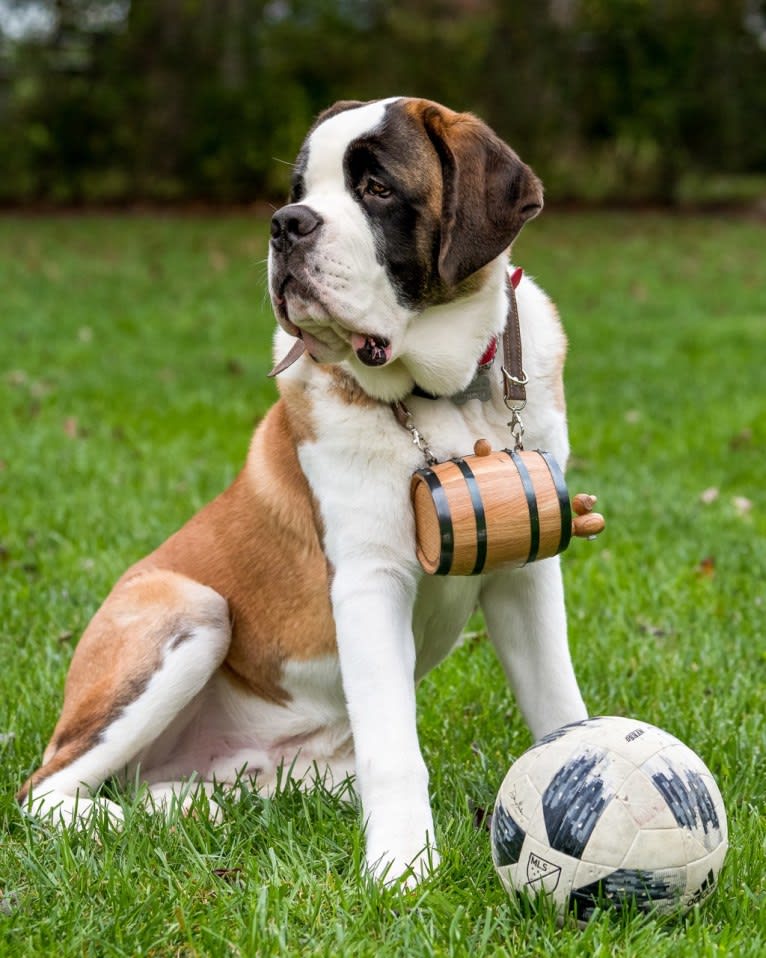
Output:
[{"xmin": 571, "ymin": 492, "xmax": 606, "ymax": 539}]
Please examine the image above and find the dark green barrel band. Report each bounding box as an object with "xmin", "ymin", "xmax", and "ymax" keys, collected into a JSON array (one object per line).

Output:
[
  {"xmin": 538, "ymin": 450, "xmax": 572, "ymax": 555},
  {"xmin": 415, "ymin": 468, "xmax": 454, "ymax": 575},
  {"xmin": 454, "ymin": 457, "xmax": 488, "ymax": 575},
  {"xmin": 506, "ymin": 449, "xmax": 540, "ymax": 564}
]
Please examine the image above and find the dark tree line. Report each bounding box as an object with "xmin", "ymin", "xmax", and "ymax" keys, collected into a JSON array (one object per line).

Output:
[{"xmin": 0, "ymin": 0, "xmax": 764, "ymax": 205}]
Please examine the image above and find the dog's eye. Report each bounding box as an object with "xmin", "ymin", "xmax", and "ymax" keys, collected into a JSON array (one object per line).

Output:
[{"xmin": 364, "ymin": 178, "xmax": 392, "ymax": 199}]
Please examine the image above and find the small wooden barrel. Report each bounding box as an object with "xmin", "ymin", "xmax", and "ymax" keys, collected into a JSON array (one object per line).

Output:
[{"xmin": 411, "ymin": 446, "xmax": 572, "ymax": 575}]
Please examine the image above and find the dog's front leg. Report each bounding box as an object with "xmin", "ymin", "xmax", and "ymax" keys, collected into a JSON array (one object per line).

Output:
[
  {"xmin": 481, "ymin": 557, "xmax": 587, "ymax": 740},
  {"xmin": 332, "ymin": 560, "xmax": 438, "ymax": 885}
]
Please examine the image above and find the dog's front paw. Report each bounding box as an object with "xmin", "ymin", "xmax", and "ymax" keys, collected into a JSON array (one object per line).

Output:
[
  {"xmin": 365, "ymin": 816, "xmax": 440, "ymax": 888},
  {"xmin": 369, "ymin": 843, "xmax": 441, "ymax": 889}
]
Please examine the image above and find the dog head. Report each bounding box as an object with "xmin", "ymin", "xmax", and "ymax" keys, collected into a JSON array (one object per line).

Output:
[{"xmin": 268, "ymin": 97, "xmax": 542, "ymax": 399}]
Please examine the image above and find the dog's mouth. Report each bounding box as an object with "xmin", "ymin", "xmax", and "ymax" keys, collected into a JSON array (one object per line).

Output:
[
  {"xmin": 350, "ymin": 333, "xmax": 392, "ymax": 367},
  {"xmin": 272, "ymin": 279, "xmax": 327, "ymax": 353},
  {"xmin": 271, "ymin": 276, "xmax": 394, "ymax": 371}
]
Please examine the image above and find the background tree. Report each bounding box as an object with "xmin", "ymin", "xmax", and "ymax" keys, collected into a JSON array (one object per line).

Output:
[{"xmin": 0, "ymin": 0, "xmax": 763, "ymax": 204}]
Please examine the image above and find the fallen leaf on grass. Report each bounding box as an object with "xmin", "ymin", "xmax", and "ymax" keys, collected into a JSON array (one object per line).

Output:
[
  {"xmin": 637, "ymin": 619, "xmax": 673, "ymax": 638},
  {"xmin": 728, "ymin": 428, "xmax": 753, "ymax": 451}
]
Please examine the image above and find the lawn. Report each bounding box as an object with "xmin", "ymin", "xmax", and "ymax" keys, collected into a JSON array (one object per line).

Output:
[{"xmin": 1, "ymin": 211, "xmax": 764, "ymax": 957}]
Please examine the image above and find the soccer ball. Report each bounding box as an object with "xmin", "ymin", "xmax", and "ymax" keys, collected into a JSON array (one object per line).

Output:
[{"xmin": 491, "ymin": 716, "xmax": 728, "ymax": 921}]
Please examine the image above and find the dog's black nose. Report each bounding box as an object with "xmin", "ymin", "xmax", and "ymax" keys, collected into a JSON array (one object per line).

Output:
[{"xmin": 270, "ymin": 204, "xmax": 323, "ymax": 252}]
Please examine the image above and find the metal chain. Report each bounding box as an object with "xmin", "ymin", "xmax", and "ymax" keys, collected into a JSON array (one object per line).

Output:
[
  {"xmin": 394, "ymin": 396, "xmax": 526, "ymax": 460},
  {"xmin": 391, "ymin": 400, "xmax": 438, "ymax": 466}
]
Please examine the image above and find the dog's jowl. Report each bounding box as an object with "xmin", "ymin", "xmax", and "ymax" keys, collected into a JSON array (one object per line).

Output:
[{"xmin": 20, "ymin": 97, "xmax": 587, "ymax": 886}]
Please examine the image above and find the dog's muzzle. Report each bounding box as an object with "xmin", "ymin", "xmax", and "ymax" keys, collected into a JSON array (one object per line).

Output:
[{"xmin": 268, "ymin": 202, "xmax": 394, "ymax": 370}]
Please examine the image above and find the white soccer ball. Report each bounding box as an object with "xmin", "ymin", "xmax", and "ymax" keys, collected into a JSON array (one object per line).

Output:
[{"xmin": 491, "ymin": 716, "xmax": 728, "ymax": 921}]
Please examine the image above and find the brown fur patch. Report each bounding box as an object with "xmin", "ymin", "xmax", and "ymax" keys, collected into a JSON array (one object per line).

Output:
[
  {"xmin": 143, "ymin": 400, "xmax": 337, "ymax": 686},
  {"xmin": 403, "ymin": 98, "xmax": 458, "ymax": 128},
  {"xmin": 325, "ymin": 365, "xmax": 380, "ymax": 408},
  {"xmin": 278, "ymin": 376, "xmax": 318, "ymax": 446}
]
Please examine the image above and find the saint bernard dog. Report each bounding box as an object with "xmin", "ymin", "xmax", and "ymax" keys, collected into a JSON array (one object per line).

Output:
[{"xmin": 19, "ymin": 97, "xmax": 588, "ymax": 885}]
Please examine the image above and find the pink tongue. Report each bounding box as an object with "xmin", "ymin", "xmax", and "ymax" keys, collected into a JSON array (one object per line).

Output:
[
  {"xmin": 300, "ymin": 331, "xmax": 325, "ymax": 358},
  {"xmin": 351, "ymin": 333, "xmax": 392, "ymax": 367}
]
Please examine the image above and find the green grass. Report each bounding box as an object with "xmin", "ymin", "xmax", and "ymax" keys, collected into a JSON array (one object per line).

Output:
[{"xmin": 1, "ymin": 211, "xmax": 764, "ymax": 956}]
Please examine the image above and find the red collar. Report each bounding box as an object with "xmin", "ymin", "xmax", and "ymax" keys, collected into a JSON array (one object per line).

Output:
[{"xmin": 477, "ymin": 338, "xmax": 498, "ymax": 368}]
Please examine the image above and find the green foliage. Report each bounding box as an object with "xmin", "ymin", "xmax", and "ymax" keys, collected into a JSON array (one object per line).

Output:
[
  {"xmin": 0, "ymin": 0, "xmax": 764, "ymax": 204},
  {"xmin": 1, "ymin": 211, "xmax": 765, "ymax": 955}
]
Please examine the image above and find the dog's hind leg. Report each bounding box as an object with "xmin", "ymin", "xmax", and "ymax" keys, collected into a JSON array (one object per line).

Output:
[{"xmin": 17, "ymin": 569, "xmax": 230, "ymax": 826}]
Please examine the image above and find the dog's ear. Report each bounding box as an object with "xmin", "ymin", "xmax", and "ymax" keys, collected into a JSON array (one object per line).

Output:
[{"xmin": 420, "ymin": 105, "xmax": 543, "ymax": 287}]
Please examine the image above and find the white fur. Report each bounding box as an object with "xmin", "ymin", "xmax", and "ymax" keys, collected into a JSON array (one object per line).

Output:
[{"xmin": 140, "ymin": 655, "xmax": 354, "ymax": 791}]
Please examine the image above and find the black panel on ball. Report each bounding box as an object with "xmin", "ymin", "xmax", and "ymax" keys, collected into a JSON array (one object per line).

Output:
[
  {"xmin": 651, "ymin": 763, "xmax": 721, "ymax": 839},
  {"xmin": 492, "ymin": 801, "xmax": 526, "ymax": 866},
  {"xmin": 541, "ymin": 751, "xmax": 611, "ymax": 859},
  {"xmin": 567, "ymin": 867, "xmax": 684, "ymax": 920}
]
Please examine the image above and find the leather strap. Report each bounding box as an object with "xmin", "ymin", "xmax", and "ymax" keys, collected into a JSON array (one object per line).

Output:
[{"xmin": 502, "ymin": 267, "xmax": 527, "ymax": 407}]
